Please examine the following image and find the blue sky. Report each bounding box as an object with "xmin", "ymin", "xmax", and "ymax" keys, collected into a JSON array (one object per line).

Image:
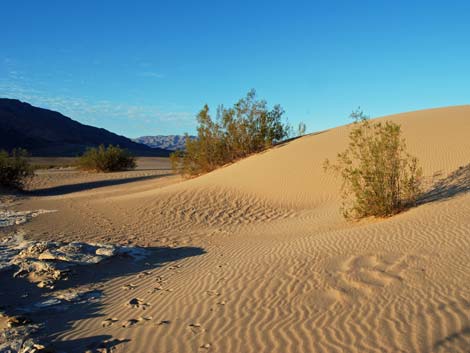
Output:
[{"xmin": 1, "ymin": 0, "xmax": 469, "ymax": 138}]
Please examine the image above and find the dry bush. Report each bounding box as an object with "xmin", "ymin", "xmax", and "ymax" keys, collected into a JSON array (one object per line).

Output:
[
  {"xmin": 297, "ymin": 122, "xmax": 307, "ymax": 136},
  {"xmin": 0, "ymin": 149, "xmax": 34, "ymax": 189},
  {"xmin": 77, "ymin": 145, "xmax": 136, "ymax": 172},
  {"xmin": 324, "ymin": 109, "xmax": 423, "ymax": 219}
]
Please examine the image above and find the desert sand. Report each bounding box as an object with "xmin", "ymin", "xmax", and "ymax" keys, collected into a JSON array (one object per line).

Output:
[{"xmin": 1, "ymin": 106, "xmax": 469, "ymax": 352}]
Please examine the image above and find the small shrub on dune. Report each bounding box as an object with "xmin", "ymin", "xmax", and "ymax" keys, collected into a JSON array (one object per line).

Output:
[
  {"xmin": 77, "ymin": 145, "xmax": 136, "ymax": 172},
  {"xmin": 324, "ymin": 109, "xmax": 423, "ymax": 219},
  {"xmin": 297, "ymin": 121, "xmax": 307, "ymax": 136},
  {"xmin": 0, "ymin": 148, "xmax": 34, "ymax": 189}
]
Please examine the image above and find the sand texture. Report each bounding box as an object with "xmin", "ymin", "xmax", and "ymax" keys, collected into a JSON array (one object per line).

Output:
[{"xmin": 1, "ymin": 106, "xmax": 470, "ymax": 352}]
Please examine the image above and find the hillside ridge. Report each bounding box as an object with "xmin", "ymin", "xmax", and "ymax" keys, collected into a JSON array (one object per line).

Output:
[{"xmin": 0, "ymin": 98, "xmax": 170, "ymax": 157}]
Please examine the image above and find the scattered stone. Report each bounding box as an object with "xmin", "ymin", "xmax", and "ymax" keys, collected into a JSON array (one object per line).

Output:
[
  {"xmin": 200, "ymin": 343, "xmax": 211, "ymax": 349},
  {"xmin": 18, "ymin": 339, "xmax": 48, "ymax": 353},
  {"xmin": 0, "ymin": 209, "xmax": 56, "ymax": 228},
  {"xmin": 0, "ymin": 210, "xmax": 152, "ymax": 351},
  {"xmin": 7, "ymin": 315, "xmax": 32, "ymax": 328},
  {"xmin": 0, "ymin": 234, "xmax": 148, "ymax": 288},
  {"xmin": 33, "ymin": 298, "xmax": 62, "ymax": 309},
  {"xmin": 56, "ymin": 289, "xmax": 102, "ymax": 303},
  {"xmin": 17, "ymin": 289, "xmax": 102, "ymax": 314},
  {"xmin": 0, "ymin": 317, "xmax": 43, "ymax": 353}
]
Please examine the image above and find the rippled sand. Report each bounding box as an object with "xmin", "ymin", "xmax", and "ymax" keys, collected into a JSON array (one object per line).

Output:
[{"xmin": 6, "ymin": 105, "xmax": 470, "ymax": 352}]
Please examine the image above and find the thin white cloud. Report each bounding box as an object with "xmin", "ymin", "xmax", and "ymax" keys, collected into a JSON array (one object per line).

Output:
[
  {"xmin": 138, "ymin": 71, "xmax": 165, "ymax": 78},
  {"xmin": 0, "ymin": 59, "xmax": 192, "ymax": 135},
  {"xmin": 0, "ymin": 80, "xmax": 193, "ymax": 130}
]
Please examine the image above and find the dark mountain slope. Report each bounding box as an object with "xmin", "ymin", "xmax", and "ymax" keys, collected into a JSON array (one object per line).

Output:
[{"xmin": 0, "ymin": 98, "xmax": 170, "ymax": 157}]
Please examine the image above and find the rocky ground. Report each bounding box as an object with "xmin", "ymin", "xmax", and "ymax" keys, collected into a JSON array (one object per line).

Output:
[{"xmin": 0, "ymin": 207, "xmax": 148, "ymax": 353}]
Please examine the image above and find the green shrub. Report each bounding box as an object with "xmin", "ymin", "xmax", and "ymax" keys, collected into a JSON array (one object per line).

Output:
[
  {"xmin": 171, "ymin": 89, "xmax": 292, "ymax": 176},
  {"xmin": 77, "ymin": 145, "xmax": 136, "ymax": 172},
  {"xmin": 0, "ymin": 149, "xmax": 34, "ymax": 189},
  {"xmin": 297, "ymin": 122, "xmax": 307, "ymax": 136},
  {"xmin": 324, "ymin": 109, "xmax": 423, "ymax": 219}
]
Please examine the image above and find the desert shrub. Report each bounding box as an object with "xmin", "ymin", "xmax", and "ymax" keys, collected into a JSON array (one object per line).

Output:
[
  {"xmin": 297, "ymin": 122, "xmax": 307, "ymax": 136},
  {"xmin": 324, "ymin": 109, "xmax": 423, "ymax": 219},
  {"xmin": 171, "ymin": 89, "xmax": 291, "ymax": 176},
  {"xmin": 77, "ymin": 145, "xmax": 136, "ymax": 172},
  {"xmin": 0, "ymin": 149, "xmax": 34, "ymax": 189}
]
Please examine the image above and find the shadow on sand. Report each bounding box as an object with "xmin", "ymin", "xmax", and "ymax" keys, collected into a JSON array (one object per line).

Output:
[
  {"xmin": 0, "ymin": 245, "xmax": 205, "ymax": 352},
  {"xmin": 418, "ymin": 164, "xmax": 470, "ymax": 205},
  {"xmin": 28, "ymin": 173, "xmax": 172, "ymax": 196}
]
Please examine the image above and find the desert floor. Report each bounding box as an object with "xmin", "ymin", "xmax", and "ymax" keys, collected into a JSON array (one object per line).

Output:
[{"xmin": 1, "ymin": 106, "xmax": 470, "ymax": 353}]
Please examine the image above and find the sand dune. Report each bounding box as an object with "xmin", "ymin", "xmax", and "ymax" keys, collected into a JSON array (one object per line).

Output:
[{"xmin": 4, "ymin": 106, "xmax": 470, "ymax": 352}]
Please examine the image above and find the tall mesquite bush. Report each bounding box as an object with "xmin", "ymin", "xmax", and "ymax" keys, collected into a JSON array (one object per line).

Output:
[
  {"xmin": 324, "ymin": 110, "xmax": 423, "ymax": 219},
  {"xmin": 171, "ymin": 90, "xmax": 292, "ymax": 176}
]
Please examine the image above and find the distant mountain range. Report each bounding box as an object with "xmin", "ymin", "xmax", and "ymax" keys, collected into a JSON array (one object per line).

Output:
[
  {"xmin": 134, "ymin": 135, "xmax": 196, "ymax": 151},
  {"xmin": 0, "ymin": 98, "xmax": 170, "ymax": 157}
]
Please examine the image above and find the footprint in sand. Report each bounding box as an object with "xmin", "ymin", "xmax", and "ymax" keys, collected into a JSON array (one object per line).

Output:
[
  {"xmin": 122, "ymin": 319, "xmax": 139, "ymax": 328},
  {"xmin": 101, "ymin": 318, "xmax": 119, "ymax": 327},
  {"xmin": 148, "ymin": 286, "xmax": 164, "ymax": 294},
  {"xmin": 121, "ymin": 316, "xmax": 152, "ymax": 328},
  {"xmin": 139, "ymin": 316, "xmax": 153, "ymax": 323},
  {"xmin": 121, "ymin": 284, "xmax": 138, "ymax": 291},
  {"xmin": 206, "ymin": 290, "xmax": 220, "ymax": 297},
  {"xmin": 155, "ymin": 276, "xmax": 167, "ymax": 284},
  {"xmin": 188, "ymin": 323, "xmax": 205, "ymax": 334},
  {"xmin": 126, "ymin": 298, "xmax": 150, "ymax": 310},
  {"xmin": 167, "ymin": 264, "xmax": 183, "ymax": 271},
  {"xmin": 137, "ymin": 271, "xmax": 152, "ymax": 279},
  {"xmin": 85, "ymin": 338, "xmax": 128, "ymax": 352},
  {"xmin": 329, "ymin": 254, "xmax": 407, "ymax": 298}
]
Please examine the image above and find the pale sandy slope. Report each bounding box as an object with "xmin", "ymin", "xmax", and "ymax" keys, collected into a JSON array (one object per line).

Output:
[{"xmin": 17, "ymin": 106, "xmax": 470, "ymax": 352}]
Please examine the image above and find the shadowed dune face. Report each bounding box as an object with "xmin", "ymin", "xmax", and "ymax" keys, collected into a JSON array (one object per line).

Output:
[
  {"xmin": 420, "ymin": 163, "xmax": 470, "ymax": 204},
  {"xmin": 5, "ymin": 106, "xmax": 470, "ymax": 352},
  {"xmin": 28, "ymin": 174, "xmax": 173, "ymax": 196}
]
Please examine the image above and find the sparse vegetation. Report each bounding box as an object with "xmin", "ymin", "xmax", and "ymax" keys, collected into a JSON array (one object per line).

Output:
[
  {"xmin": 171, "ymin": 90, "xmax": 292, "ymax": 176},
  {"xmin": 77, "ymin": 145, "xmax": 136, "ymax": 172},
  {"xmin": 0, "ymin": 149, "xmax": 34, "ymax": 189},
  {"xmin": 297, "ymin": 122, "xmax": 307, "ymax": 136},
  {"xmin": 324, "ymin": 109, "xmax": 423, "ymax": 219}
]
